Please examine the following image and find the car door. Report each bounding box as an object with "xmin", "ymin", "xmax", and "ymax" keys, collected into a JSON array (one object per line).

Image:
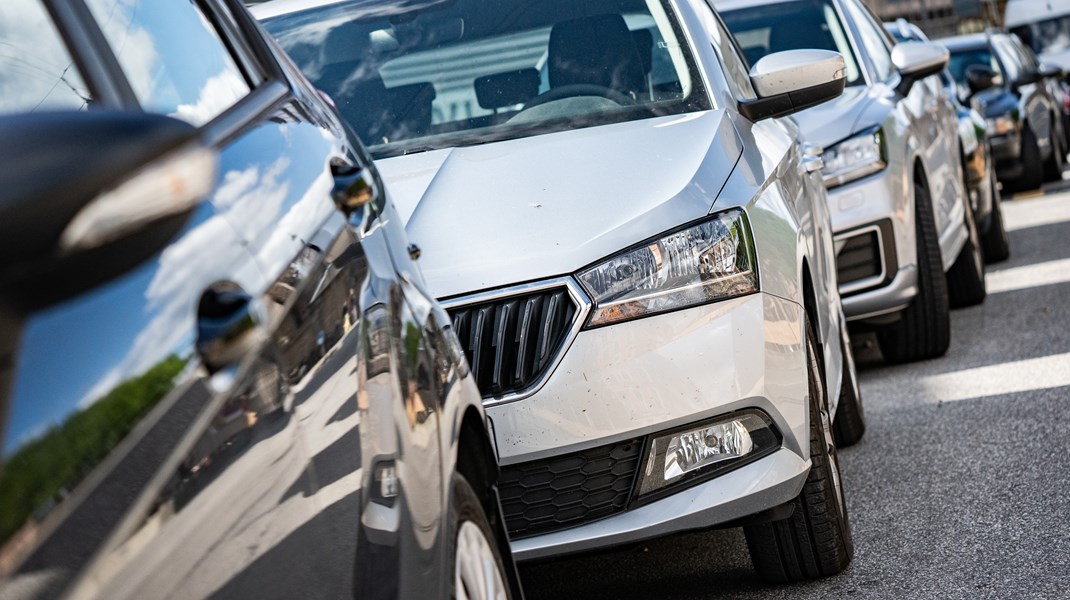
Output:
[{"xmin": 0, "ymin": 1, "xmax": 427, "ymax": 598}]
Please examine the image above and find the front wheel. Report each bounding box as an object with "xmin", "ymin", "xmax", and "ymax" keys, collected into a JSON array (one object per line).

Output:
[
  {"xmin": 1044, "ymin": 126, "xmax": 1066, "ymax": 182},
  {"xmin": 744, "ymin": 317, "xmax": 854, "ymax": 582},
  {"xmin": 451, "ymin": 474, "xmax": 510, "ymax": 600},
  {"xmin": 877, "ymin": 176, "xmax": 951, "ymax": 363},
  {"xmin": 832, "ymin": 314, "xmax": 865, "ymax": 447},
  {"xmin": 947, "ymin": 183, "xmax": 987, "ymax": 308},
  {"xmin": 982, "ymin": 165, "xmax": 1011, "ymax": 263},
  {"xmin": 1015, "ymin": 126, "xmax": 1043, "ymax": 192}
]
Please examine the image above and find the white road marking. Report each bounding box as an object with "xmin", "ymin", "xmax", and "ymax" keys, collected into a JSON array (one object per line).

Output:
[
  {"xmin": 1003, "ymin": 195, "xmax": 1070, "ymax": 231},
  {"xmin": 986, "ymin": 257, "xmax": 1070, "ymax": 294},
  {"xmin": 921, "ymin": 352, "xmax": 1070, "ymax": 403}
]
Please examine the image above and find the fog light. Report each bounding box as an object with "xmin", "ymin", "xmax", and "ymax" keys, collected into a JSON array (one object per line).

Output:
[{"xmin": 638, "ymin": 411, "xmax": 778, "ymax": 497}]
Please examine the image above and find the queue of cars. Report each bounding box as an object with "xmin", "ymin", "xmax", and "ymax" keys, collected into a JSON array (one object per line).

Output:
[{"xmin": 0, "ymin": 0, "xmax": 1044, "ymax": 598}]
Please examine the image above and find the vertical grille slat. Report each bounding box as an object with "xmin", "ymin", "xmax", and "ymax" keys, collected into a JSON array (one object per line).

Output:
[{"xmin": 447, "ymin": 285, "xmax": 578, "ymax": 398}]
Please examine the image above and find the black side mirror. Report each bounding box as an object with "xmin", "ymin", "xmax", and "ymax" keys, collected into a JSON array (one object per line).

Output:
[
  {"xmin": 1039, "ymin": 64, "xmax": 1065, "ymax": 79},
  {"xmin": 1014, "ymin": 68, "xmax": 1042, "ymax": 89},
  {"xmin": 966, "ymin": 64, "xmax": 999, "ymax": 95},
  {"xmin": 0, "ymin": 110, "xmax": 218, "ymax": 311}
]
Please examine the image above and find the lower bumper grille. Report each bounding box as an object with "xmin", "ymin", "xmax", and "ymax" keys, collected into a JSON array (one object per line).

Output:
[
  {"xmin": 836, "ymin": 220, "xmax": 896, "ymax": 296},
  {"xmin": 498, "ymin": 439, "xmax": 643, "ymax": 539}
]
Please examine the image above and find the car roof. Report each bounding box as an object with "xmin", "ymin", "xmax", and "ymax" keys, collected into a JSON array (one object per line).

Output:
[
  {"xmin": 939, "ymin": 32, "xmax": 992, "ymax": 51},
  {"xmin": 712, "ymin": 0, "xmax": 816, "ymax": 13}
]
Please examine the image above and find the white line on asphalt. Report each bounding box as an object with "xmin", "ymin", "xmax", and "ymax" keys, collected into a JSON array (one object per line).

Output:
[
  {"xmin": 1003, "ymin": 195, "xmax": 1070, "ymax": 231},
  {"xmin": 985, "ymin": 257, "xmax": 1070, "ymax": 294},
  {"xmin": 922, "ymin": 352, "xmax": 1070, "ymax": 403}
]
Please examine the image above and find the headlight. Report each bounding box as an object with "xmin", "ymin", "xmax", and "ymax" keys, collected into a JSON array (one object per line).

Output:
[
  {"xmin": 576, "ymin": 208, "xmax": 758, "ymax": 328},
  {"xmin": 986, "ymin": 113, "xmax": 1017, "ymax": 135},
  {"xmin": 822, "ymin": 127, "xmax": 887, "ymax": 188}
]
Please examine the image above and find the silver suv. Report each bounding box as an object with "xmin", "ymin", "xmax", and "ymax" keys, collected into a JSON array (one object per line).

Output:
[{"xmin": 719, "ymin": 0, "xmax": 987, "ymax": 363}]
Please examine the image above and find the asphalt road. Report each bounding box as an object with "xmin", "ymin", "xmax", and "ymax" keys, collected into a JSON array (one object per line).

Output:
[{"xmin": 520, "ymin": 191, "xmax": 1070, "ymax": 599}]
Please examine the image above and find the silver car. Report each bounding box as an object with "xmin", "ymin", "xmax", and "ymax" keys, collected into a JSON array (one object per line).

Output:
[
  {"xmin": 719, "ymin": 0, "xmax": 988, "ymax": 364},
  {"xmin": 258, "ymin": 0, "xmax": 862, "ymax": 583}
]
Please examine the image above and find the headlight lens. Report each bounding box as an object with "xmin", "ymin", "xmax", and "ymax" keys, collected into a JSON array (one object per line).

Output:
[
  {"xmin": 986, "ymin": 113, "xmax": 1017, "ymax": 135},
  {"xmin": 822, "ymin": 128, "xmax": 887, "ymax": 188},
  {"xmin": 577, "ymin": 208, "xmax": 758, "ymax": 328}
]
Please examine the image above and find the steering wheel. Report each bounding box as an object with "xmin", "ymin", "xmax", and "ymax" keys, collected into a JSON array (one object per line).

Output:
[{"xmin": 523, "ymin": 84, "xmax": 634, "ymax": 109}]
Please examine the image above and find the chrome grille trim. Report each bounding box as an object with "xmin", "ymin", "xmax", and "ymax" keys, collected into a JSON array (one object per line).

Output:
[{"xmin": 441, "ymin": 277, "xmax": 590, "ymax": 408}]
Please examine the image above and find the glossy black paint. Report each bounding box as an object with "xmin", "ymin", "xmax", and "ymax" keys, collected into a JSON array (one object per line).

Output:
[{"xmin": 0, "ymin": 1, "xmax": 517, "ymax": 598}]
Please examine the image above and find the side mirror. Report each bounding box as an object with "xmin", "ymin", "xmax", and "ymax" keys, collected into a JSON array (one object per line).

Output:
[
  {"xmin": 0, "ymin": 110, "xmax": 218, "ymax": 311},
  {"xmin": 892, "ymin": 41, "xmax": 949, "ymax": 96},
  {"xmin": 966, "ymin": 64, "xmax": 999, "ymax": 95},
  {"xmin": 738, "ymin": 49, "xmax": 847, "ymax": 121},
  {"xmin": 1039, "ymin": 63, "xmax": 1065, "ymax": 80}
]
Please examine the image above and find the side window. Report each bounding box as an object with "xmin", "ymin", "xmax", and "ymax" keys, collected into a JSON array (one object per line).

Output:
[
  {"xmin": 700, "ymin": 1, "xmax": 756, "ymax": 99},
  {"xmin": 0, "ymin": 0, "xmax": 93, "ymax": 114},
  {"xmin": 84, "ymin": 0, "xmax": 251, "ymax": 125},
  {"xmin": 1011, "ymin": 38, "xmax": 1038, "ymax": 71},
  {"xmin": 842, "ymin": 0, "xmax": 893, "ymax": 81}
]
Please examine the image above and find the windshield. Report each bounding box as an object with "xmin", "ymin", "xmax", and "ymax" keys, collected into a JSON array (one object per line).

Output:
[
  {"xmin": 720, "ymin": 0, "xmax": 863, "ymax": 86},
  {"xmin": 1011, "ymin": 15, "xmax": 1070, "ymax": 56},
  {"xmin": 948, "ymin": 47, "xmax": 1005, "ymax": 90},
  {"xmin": 262, "ymin": 0, "xmax": 709, "ymax": 158}
]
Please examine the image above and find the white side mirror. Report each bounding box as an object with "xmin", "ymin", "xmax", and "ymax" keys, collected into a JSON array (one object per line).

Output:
[
  {"xmin": 891, "ymin": 41, "xmax": 949, "ymax": 95},
  {"xmin": 740, "ymin": 49, "xmax": 847, "ymax": 121}
]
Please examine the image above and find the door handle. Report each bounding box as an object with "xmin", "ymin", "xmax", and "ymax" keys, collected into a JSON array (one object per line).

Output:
[
  {"xmin": 196, "ymin": 282, "xmax": 264, "ymax": 373},
  {"xmin": 330, "ymin": 158, "xmax": 380, "ymax": 216}
]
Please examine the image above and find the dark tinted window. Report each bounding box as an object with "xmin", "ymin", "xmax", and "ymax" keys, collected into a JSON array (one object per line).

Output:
[
  {"xmin": 948, "ymin": 47, "xmax": 1004, "ymax": 88},
  {"xmin": 85, "ymin": 0, "xmax": 250, "ymax": 125},
  {"xmin": 721, "ymin": 0, "xmax": 864, "ymax": 86},
  {"xmin": 1010, "ymin": 14, "xmax": 1070, "ymax": 55},
  {"xmin": 0, "ymin": 0, "xmax": 92, "ymax": 114}
]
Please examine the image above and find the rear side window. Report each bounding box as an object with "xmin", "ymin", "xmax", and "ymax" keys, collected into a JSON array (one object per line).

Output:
[
  {"xmin": 85, "ymin": 0, "xmax": 250, "ymax": 125},
  {"xmin": 0, "ymin": 0, "xmax": 92, "ymax": 114}
]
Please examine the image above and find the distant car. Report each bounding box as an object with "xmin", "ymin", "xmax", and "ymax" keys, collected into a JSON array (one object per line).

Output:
[
  {"xmin": 1005, "ymin": 0, "xmax": 1070, "ymax": 72},
  {"xmin": 258, "ymin": 0, "xmax": 864, "ymax": 584},
  {"xmin": 886, "ymin": 20, "xmax": 1010, "ymax": 262},
  {"xmin": 944, "ymin": 31, "xmax": 1069, "ymax": 192},
  {"xmin": 0, "ymin": 1, "xmax": 520, "ymax": 599},
  {"xmin": 719, "ymin": 0, "xmax": 986, "ymax": 365}
]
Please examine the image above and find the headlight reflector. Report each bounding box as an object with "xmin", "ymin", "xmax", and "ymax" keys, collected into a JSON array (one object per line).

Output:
[
  {"xmin": 986, "ymin": 114, "xmax": 1016, "ymax": 135},
  {"xmin": 577, "ymin": 209, "xmax": 758, "ymax": 328},
  {"xmin": 637, "ymin": 411, "xmax": 779, "ymax": 497},
  {"xmin": 822, "ymin": 128, "xmax": 886, "ymax": 188}
]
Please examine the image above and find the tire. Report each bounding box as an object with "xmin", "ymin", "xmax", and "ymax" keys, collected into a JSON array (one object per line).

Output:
[
  {"xmin": 946, "ymin": 185, "xmax": 987, "ymax": 308},
  {"xmin": 876, "ymin": 176, "xmax": 951, "ymax": 363},
  {"xmin": 744, "ymin": 317, "xmax": 853, "ymax": 583},
  {"xmin": 832, "ymin": 315, "xmax": 865, "ymax": 447},
  {"xmin": 1043, "ymin": 125, "xmax": 1065, "ymax": 182},
  {"xmin": 450, "ymin": 474, "xmax": 510, "ymax": 600},
  {"xmin": 982, "ymin": 167, "xmax": 1011, "ymax": 263},
  {"xmin": 1015, "ymin": 126, "xmax": 1043, "ymax": 193}
]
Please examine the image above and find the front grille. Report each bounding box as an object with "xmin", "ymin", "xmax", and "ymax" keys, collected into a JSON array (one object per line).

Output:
[
  {"xmin": 837, "ymin": 229, "xmax": 882, "ymax": 286},
  {"xmin": 447, "ymin": 286, "xmax": 578, "ymax": 397},
  {"xmin": 498, "ymin": 439, "xmax": 643, "ymax": 539}
]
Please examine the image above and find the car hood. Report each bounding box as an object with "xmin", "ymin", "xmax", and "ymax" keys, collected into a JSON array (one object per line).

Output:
[
  {"xmin": 376, "ymin": 111, "xmax": 743, "ymax": 299},
  {"xmin": 1039, "ymin": 48, "xmax": 1070, "ymax": 71},
  {"xmin": 790, "ymin": 85, "xmax": 877, "ymax": 148}
]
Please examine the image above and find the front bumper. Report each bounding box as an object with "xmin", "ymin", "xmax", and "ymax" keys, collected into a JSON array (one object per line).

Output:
[
  {"xmin": 826, "ymin": 167, "xmax": 917, "ymax": 321},
  {"xmin": 989, "ymin": 132, "xmax": 1023, "ymax": 179},
  {"xmin": 486, "ymin": 292, "xmax": 810, "ymax": 558}
]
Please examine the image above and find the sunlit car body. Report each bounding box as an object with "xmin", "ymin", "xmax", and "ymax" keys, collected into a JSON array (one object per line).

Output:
[
  {"xmin": 0, "ymin": 1, "xmax": 520, "ymax": 599},
  {"xmin": 943, "ymin": 31, "xmax": 1069, "ymax": 192},
  {"xmin": 719, "ymin": 0, "xmax": 986, "ymax": 364},
  {"xmin": 886, "ymin": 20, "xmax": 1010, "ymax": 262},
  {"xmin": 258, "ymin": 0, "xmax": 863, "ymax": 583}
]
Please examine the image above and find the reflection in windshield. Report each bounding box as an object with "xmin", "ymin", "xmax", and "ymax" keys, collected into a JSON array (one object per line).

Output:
[
  {"xmin": 721, "ymin": 0, "xmax": 864, "ymax": 86},
  {"xmin": 1012, "ymin": 15, "xmax": 1070, "ymax": 56},
  {"xmin": 948, "ymin": 48, "xmax": 1004, "ymax": 89},
  {"xmin": 262, "ymin": 0, "xmax": 709, "ymax": 157},
  {"xmin": 0, "ymin": 0, "xmax": 92, "ymax": 114}
]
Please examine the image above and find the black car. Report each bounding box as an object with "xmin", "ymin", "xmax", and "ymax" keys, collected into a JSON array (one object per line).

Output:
[
  {"xmin": 943, "ymin": 31, "xmax": 1068, "ymax": 192},
  {"xmin": 0, "ymin": 1, "xmax": 520, "ymax": 599},
  {"xmin": 886, "ymin": 21, "xmax": 1011, "ymax": 262}
]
